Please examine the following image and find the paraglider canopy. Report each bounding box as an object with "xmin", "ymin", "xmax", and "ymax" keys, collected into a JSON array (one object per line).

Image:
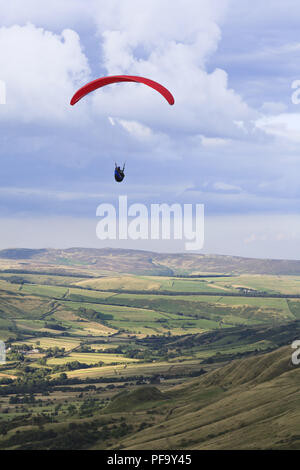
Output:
[
  {"xmin": 70, "ymin": 76, "xmax": 174, "ymax": 184},
  {"xmin": 70, "ymin": 75, "xmax": 175, "ymax": 106}
]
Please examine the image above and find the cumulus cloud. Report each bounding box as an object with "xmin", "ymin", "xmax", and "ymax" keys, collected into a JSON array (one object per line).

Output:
[
  {"xmin": 260, "ymin": 102, "xmax": 288, "ymax": 115},
  {"xmin": 0, "ymin": 1, "xmax": 257, "ymax": 170},
  {"xmin": 0, "ymin": 0, "xmax": 291, "ymax": 142},
  {"xmin": 88, "ymin": 0, "xmax": 256, "ymax": 138},
  {"xmin": 255, "ymin": 113, "xmax": 300, "ymax": 142},
  {"xmin": 111, "ymin": 118, "xmax": 153, "ymax": 140},
  {"xmin": 0, "ymin": 23, "xmax": 90, "ymax": 123},
  {"xmin": 0, "ymin": 0, "xmax": 300, "ymax": 259},
  {"xmin": 200, "ymin": 136, "xmax": 232, "ymax": 147}
]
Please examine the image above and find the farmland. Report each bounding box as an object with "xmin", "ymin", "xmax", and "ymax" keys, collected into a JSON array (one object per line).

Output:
[{"xmin": 0, "ymin": 248, "xmax": 299, "ymax": 449}]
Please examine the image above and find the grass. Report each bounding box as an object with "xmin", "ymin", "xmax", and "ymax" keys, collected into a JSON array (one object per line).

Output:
[
  {"xmin": 213, "ymin": 274, "xmax": 300, "ymax": 295},
  {"xmin": 21, "ymin": 284, "xmax": 69, "ymax": 298},
  {"xmin": 13, "ymin": 337, "xmax": 81, "ymax": 351},
  {"xmin": 46, "ymin": 352, "xmax": 139, "ymax": 366},
  {"xmin": 1, "ymin": 265, "xmax": 300, "ymax": 450},
  {"xmin": 75, "ymin": 275, "xmax": 162, "ymax": 291},
  {"xmin": 113, "ymin": 346, "xmax": 300, "ymax": 450},
  {"xmin": 62, "ymin": 358, "xmax": 205, "ymax": 379}
]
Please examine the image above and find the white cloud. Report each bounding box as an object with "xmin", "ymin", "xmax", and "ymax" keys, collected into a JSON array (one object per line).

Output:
[
  {"xmin": 244, "ymin": 230, "xmax": 298, "ymax": 244},
  {"xmin": 244, "ymin": 233, "xmax": 267, "ymax": 244},
  {"xmin": 1, "ymin": 0, "xmax": 300, "ymax": 257},
  {"xmin": 204, "ymin": 213, "xmax": 300, "ymax": 259},
  {"xmin": 255, "ymin": 113, "xmax": 300, "ymax": 142},
  {"xmin": 260, "ymin": 101, "xmax": 288, "ymax": 115},
  {"xmin": 114, "ymin": 119, "xmax": 153, "ymax": 140},
  {"xmin": 0, "ymin": 186, "xmax": 107, "ymax": 201},
  {"xmin": 86, "ymin": 0, "xmax": 256, "ymax": 138},
  {"xmin": 0, "ymin": 0, "xmax": 263, "ymax": 153},
  {"xmin": 0, "ymin": 23, "xmax": 90, "ymax": 123},
  {"xmin": 200, "ymin": 135, "xmax": 232, "ymax": 147},
  {"xmin": 213, "ymin": 182, "xmax": 241, "ymax": 192},
  {"xmin": 0, "ymin": 1, "xmax": 258, "ymax": 156}
]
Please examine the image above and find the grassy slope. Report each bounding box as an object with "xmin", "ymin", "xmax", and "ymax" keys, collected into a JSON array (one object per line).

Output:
[
  {"xmin": 108, "ymin": 346, "xmax": 300, "ymax": 450},
  {"xmin": 1, "ymin": 255, "xmax": 300, "ymax": 449}
]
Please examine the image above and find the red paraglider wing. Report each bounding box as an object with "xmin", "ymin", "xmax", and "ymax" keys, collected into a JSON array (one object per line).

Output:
[{"xmin": 70, "ymin": 75, "xmax": 175, "ymax": 106}]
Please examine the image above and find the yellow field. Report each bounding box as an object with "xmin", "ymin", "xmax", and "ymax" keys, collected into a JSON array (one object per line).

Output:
[
  {"xmin": 211, "ymin": 274, "xmax": 300, "ymax": 295},
  {"xmin": 75, "ymin": 275, "xmax": 162, "ymax": 291},
  {"xmin": 13, "ymin": 337, "xmax": 81, "ymax": 351},
  {"xmin": 70, "ymin": 320, "xmax": 117, "ymax": 336},
  {"xmin": 47, "ymin": 352, "xmax": 139, "ymax": 367},
  {"xmin": 0, "ymin": 372, "xmax": 18, "ymax": 379},
  {"xmin": 63, "ymin": 358, "xmax": 203, "ymax": 379}
]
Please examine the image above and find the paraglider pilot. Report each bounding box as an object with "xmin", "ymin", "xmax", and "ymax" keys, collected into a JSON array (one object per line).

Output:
[{"xmin": 114, "ymin": 163, "xmax": 125, "ymax": 182}]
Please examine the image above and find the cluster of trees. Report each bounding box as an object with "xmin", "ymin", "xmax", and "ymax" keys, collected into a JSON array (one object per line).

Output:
[
  {"xmin": 51, "ymin": 360, "xmax": 104, "ymax": 373},
  {"xmin": 46, "ymin": 347, "xmax": 65, "ymax": 357},
  {"xmin": 0, "ymin": 415, "xmax": 134, "ymax": 450},
  {"xmin": 78, "ymin": 307, "xmax": 113, "ymax": 322},
  {"xmin": 44, "ymin": 323, "xmax": 67, "ymax": 331},
  {"xmin": 9, "ymin": 394, "xmax": 36, "ymax": 404},
  {"xmin": 0, "ymin": 275, "xmax": 30, "ymax": 284}
]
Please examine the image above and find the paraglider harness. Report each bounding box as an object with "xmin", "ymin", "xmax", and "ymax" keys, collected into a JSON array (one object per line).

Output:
[{"xmin": 114, "ymin": 163, "xmax": 125, "ymax": 182}]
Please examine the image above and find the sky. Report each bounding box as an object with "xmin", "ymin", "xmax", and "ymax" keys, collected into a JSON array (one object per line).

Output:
[{"xmin": 0, "ymin": 0, "xmax": 300, "ymax": 258}]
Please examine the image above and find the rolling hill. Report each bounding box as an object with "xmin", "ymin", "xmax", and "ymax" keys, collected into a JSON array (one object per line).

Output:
[
  {"xmin": 0, "ymin": 247, "xmax": 300, "ymax": 275},
  {"xmin": 112, "ymin": 345, "xmax": 300, "ymax": 450}
]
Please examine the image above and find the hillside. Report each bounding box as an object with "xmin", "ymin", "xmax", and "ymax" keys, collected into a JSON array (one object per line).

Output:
[
  {"xmin": 113, "ymin": 346, "xmax": 300, "ymax": 450},
  {"xmin": 0, "ymin": 248, "xmax": 300, "ymax": 275},
  {"xmin": 0, "ymin": 253, "xmax": 300, "ymax": 450}
]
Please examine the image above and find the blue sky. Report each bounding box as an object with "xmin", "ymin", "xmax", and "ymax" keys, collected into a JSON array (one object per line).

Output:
[{"xmin": 0, "ymin": 0, "xmax": 300, "ymax": 258}]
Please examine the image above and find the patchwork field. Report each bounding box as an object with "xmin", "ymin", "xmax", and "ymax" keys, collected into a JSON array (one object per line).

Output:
[{"xmin": 0, "ymin": 249, "xmax": 299, "ymax": 449}]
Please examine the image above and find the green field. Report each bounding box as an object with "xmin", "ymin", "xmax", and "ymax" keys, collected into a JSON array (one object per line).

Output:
[{"xmin": 0, "ymin": 257, "xmax": 300, "ymax": 450}]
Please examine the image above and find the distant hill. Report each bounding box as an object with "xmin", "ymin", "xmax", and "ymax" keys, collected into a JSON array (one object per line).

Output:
[{"xmin": 0, "ymin": 247, "xmax": 300, "ymax": 275}]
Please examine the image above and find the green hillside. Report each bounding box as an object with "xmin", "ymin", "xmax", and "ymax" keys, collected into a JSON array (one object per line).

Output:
[
  {"xmin": 0, "ymin": 252, "xmax": 299, "ymax": 450},
  {"xmin": 115, "ymin": 346, "xmax": 300, "ymax": 450}
]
